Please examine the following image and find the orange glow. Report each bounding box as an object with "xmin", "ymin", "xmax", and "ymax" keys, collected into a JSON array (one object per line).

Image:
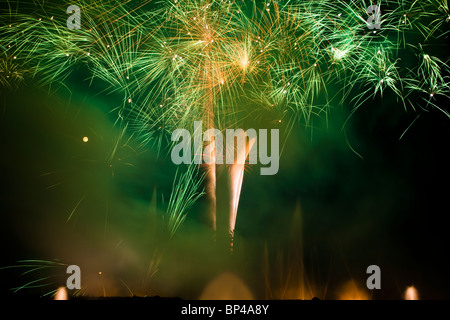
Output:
[
  {"xmin": 240, "ymin": 57, "xmax": 249, "ymax": 70},
  {"xmin": 337, "ymin": 280, "xmax": 370, "ymax": 300},
  {"xmin": 54, "ymin": 287, "xmax": 68, "ymax": 300},
  {"xmin": 404, "ymin": 286, "xmax": 419, "ymax": 300},
  {"xmin": 82, "ymin": 136, "xmax": 89, "ymax": 143},
  {"xmin": 199, "ymin": 272, "xmax": 254, "ymax": 300}
]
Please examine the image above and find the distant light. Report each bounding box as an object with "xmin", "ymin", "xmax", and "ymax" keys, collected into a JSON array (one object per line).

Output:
[
  {"xmin": 54, "ymin": 287, "xmax": 68, "ymax": 300},
  {"xmin": 404, "ymin": 286, "xmax": 419, "ymax": 300},
  {"xmin": 82, "ymin": 136, "xmax": 89, "ymax": 143}
]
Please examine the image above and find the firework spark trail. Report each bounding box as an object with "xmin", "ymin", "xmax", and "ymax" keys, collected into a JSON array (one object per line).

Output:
[
  {"xmin": 0, "ymin": 260, "xmax": 71, "ymax": 296},
  {"xmin": 2, "ymin": 0, "xmax": 449, "ymax": 116},
  {"xmin": 228, "ymin": 131, "xmax": 256, "ymax": 251},
  {"xmin": 165, "ymin": 163, "xmax": 205, "ymax": 239},
  {"xmin": 1, "ymin": 0, "xmax": 450, "ymax": 249}
]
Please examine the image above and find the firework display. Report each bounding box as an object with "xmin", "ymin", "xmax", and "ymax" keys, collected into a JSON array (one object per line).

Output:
[{"xmin": 0, "ymin": 0, "xmax": 449, "ymax": 305}]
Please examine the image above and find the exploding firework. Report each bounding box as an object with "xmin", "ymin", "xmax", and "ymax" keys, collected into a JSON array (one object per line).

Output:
[
  {"xmin": 2, "ymin": 1, "xmax": 449, "ymax": 125},
  {"xmin": 1, "ymin": 1, "xmax": 449, "ymax": 296}
]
